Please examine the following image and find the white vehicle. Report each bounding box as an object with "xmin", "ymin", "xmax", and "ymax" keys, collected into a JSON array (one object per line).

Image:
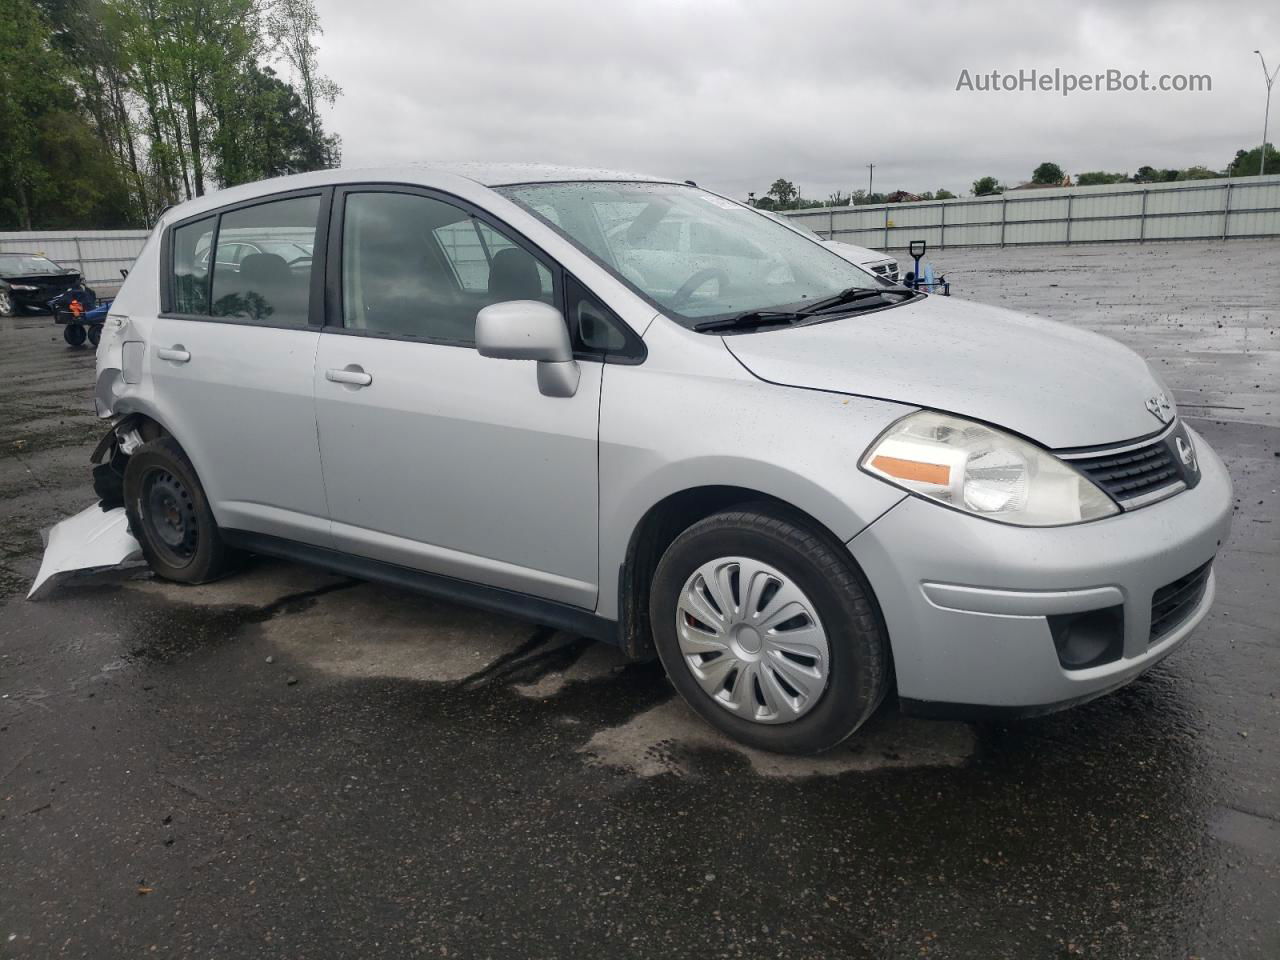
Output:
[{"xmin": 756, "ymin": 208, "xmax": 900, "ymax": 282}]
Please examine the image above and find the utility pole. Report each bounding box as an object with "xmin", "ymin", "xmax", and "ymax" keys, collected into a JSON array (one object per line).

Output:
[
  {"xmin": 867, "ymin": 163, "xmax": 875, "ymax": 197},
  {"xmin": 1255, "ymin": 51, "xmax": 1280, "ymax": 176}
]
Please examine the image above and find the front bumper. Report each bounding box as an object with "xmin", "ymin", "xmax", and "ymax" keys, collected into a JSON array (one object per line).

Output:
[
  {"xmin": 848, "ymin": 425, "xmax": 1233, "ymax": 710},
  {"xmin": 13, "ymin": 287, "xmax": 77, "ymax": 312}
]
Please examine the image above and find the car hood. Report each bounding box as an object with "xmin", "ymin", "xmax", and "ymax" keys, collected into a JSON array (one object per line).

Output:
[
  {"xmin": 3, "ymin": 272, "xmax": 80, "ymax": 284},
  {"xmin": 722, "ymin": 294, "xmax": 1170, "ymax": 449},
  {"xmin": 822, "ymin": 240, "xmax": 893, "ymax": 264}
]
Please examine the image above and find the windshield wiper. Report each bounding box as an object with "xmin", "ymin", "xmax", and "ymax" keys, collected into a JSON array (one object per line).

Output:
[
  {"xmin": 797, "ymin": 285, "xmax": 911, "ymax": 316},
  {"xmin": 694, "ymin": 285, "xmax": 917, "ymax": 333},
  {"xmin": 693, "ymin": 310, "xmax": 808, "ymax": 333}
]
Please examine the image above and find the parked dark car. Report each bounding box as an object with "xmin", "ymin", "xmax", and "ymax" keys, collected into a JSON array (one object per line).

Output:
[{"xmin": 0, "ymin": 253, "xmax": 91, "ymax": 316}]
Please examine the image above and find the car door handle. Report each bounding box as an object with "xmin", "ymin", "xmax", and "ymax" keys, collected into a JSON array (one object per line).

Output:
[
  {"xmin": 157, "ymin": 346, "xmax": 190, "ymax": 363},
  {"xmin": 325, "ymin": 366, "xmax": 373, "ymax": 387}
]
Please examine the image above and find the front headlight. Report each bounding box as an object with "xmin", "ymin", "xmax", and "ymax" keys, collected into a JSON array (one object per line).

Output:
[
  {"xmin": 861, "ymin": 410, "xmax": 1119, "ymax": 526},
  {"xmin": 11, "ymin": 284, "xmax": 38, "ymax": 291}
]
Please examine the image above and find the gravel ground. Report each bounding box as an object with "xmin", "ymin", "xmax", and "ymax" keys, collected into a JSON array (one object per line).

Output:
[{"xmin": 1, "ymin": 239, "xmax": 1277, "ymax": 959}]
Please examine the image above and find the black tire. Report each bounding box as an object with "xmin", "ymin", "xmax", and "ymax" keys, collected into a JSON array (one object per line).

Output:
[
  {"xmin": 63, "ymin": 323, "xmax": 87, "ymax": 347},
  {"xmin": 88, "ymin": 324, "xmax": 101, "ymax": 346},
  {"xmin": 123, "ymin": 437, "xmax": 232, "ymax": 583},
  {"xmin": 650, "ymin": 505, "xmax": 890, "ymax": 755}
]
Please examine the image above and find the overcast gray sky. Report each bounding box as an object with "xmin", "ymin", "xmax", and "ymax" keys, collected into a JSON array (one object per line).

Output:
[{"xmin": 312, "ymin": 0, "xmax": 1280, "ymax": 201}]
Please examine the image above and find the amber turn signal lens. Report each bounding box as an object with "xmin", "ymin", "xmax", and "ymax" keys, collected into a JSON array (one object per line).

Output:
[{"xmin": 869, "ymin": 455, "xmax": 950, "ymax": 485}]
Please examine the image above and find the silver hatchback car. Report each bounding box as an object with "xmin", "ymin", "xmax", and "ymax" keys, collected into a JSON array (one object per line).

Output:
[{"xmin": 88, "ymin": 164, "xmax": 1232, "ymax": 754}]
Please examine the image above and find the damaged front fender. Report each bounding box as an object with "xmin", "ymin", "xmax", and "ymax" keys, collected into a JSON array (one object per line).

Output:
[{"xmin": 27, "ymin": 504, "xmax": 141, "ymax": 600}]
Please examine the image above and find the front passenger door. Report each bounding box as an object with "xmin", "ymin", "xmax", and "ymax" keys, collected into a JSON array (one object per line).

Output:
[{"xmin": 313, "ymin": 187, "xmax": 602, "ymax": 609}]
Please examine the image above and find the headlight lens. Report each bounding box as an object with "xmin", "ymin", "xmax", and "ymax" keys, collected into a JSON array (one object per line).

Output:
[{"xmin": 861, "ymin": 411, "xmax": 1119, "ymax": 526}]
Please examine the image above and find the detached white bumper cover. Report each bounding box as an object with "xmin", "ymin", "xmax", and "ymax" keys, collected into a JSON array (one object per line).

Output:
[{"xmin": 27, "ymin": 504, "xmax": 141, "ymax": 600}]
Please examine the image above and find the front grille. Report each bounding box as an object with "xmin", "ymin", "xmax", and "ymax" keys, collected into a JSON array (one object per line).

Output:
[
  {"xmin": 1063, "ymin": 429, "xmax": 1184, "ymax": 506},
  {"xmin": 1150, "ymin": 560, "xmax": 1212, "ymax": 643}
]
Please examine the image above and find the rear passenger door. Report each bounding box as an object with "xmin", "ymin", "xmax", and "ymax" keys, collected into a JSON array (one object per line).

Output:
[
  {"xmin": 312, "ymin": 186, "xmax": 602, "ymax": 609},
  {"xmin": 153, "ymin": 190, "xmax": 331, "ymax": 546}
]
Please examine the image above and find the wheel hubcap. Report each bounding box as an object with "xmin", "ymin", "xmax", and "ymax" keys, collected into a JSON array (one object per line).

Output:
[{"xmin": 676, "ymin": 556, "xmax": 830, "ymax": 724}]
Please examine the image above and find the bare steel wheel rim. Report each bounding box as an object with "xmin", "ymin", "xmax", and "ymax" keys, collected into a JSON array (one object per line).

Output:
[
  {"xmin": 676, "ymin": 556, "xmax": 830, "ymax": 724},
  {"xmin": 140, "ymin": 468, "xmax": 199, "ymax": 567},
  {"xmin": 0, "ymin": 290, "xmax": 11, "ymax": 314}
]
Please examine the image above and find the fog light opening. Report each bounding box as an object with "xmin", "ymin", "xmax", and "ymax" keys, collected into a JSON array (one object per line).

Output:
[{"xmin": 1048, "ymin": 605, "xmax": 1125, "ymax": 671}]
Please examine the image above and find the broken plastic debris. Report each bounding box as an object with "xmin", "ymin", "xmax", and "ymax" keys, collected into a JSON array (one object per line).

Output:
[{"xmin": 27, "ymin": 504, "xmax": 142, "ymax": 600}]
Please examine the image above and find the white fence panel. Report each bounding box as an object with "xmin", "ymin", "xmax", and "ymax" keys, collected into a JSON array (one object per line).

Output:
[
  {"xmin": 0, "ymin": 230, "xmax": 150, "ymax": 286},
  {"xmin": 782, "ymin": 174, "xmax": 1280, "ymax": 250}
]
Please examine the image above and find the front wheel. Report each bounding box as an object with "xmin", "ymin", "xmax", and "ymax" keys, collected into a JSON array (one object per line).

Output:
[
  {"xmin": 123, "ymin": 437, "xmax": 233, "ymax": 583},
  {"xmin": 63, "ymin": 323, "xmax": 87, "ymax": 347},
  {"xmin": 650, "ymin": 506, "xmax": 890, "ymax": 755},
  {"xmin": 0, "ymin": 289, "xmax": 13, "ymax": 317}
]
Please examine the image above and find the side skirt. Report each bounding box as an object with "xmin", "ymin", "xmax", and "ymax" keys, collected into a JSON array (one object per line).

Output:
[{"xmin": 222, "ymin": 529, "xmax": 621, "ymax": 646}]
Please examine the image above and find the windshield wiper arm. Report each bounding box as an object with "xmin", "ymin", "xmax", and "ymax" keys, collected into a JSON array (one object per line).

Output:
[
  {"xmin": 796, "ymin": 285, "xmax": 906, "ymax": 315},
  {"xmin": 693, "ymin": 310, "xmax": 807, "ymax": 333}
]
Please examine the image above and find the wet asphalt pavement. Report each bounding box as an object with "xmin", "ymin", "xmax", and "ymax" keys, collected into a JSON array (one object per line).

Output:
[{"xmin": 1, "ymin": 240, "xmax": 1278, "ymax": 959}]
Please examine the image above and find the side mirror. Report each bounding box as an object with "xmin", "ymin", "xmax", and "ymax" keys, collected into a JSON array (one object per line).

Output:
[{"xmin": 475, "ymin": 300, "xmax": 580, "ymax": 398}]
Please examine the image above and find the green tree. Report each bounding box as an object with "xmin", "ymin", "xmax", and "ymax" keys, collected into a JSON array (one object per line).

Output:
[
  {"xmin": 1075, "ymin": 171, "xmax": 1128, "ymax": 186},
  {"xmin": 212, "ymin": 64, "xmax": 334, "ymax": 184},
  {"xmin": 935, "ymin": 188, "xmax": 956, "ymax": 200},
  {"xmin": 766, "ymin": 178, "xmax": 799, "ymax": 209},
  {"xmin": 1228, "ymin": 144, "xmax": 1280, "ymax": 177},
  {"xmin": 267, "ymin": 0, "xmax": 341, "ymax": 168},
  {"xmin": 1031, "ymin": 162, "xmax": 1065, "ymax": 185},
  {"xmin": 0, "ymin": 0, "xmax": 132, "ymax": 228},
  {"xmin": 1176, "ymin": 165, "xmax": 1221, "ymax": 181},
  {"xmin": 972, "ymin": 176, "xmax": 1003, "ymax": 196}
]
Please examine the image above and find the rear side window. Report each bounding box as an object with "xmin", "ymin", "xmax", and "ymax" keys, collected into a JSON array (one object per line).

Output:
[
  {"xmin": 171, "ymin": 217, "xmax": 215, "ymax": 314},
  {"xmin": 210, "ymin": 195, "xmax": 319, "ymax": 326}
]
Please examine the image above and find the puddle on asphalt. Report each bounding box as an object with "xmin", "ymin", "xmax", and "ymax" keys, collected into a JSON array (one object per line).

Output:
[
  {"xmin": 578, "ymin": 698, "xmax": 974, "ymax": 778},
  {"xmin": 114, "ymin": 557, "xmax": 976, "ymax": 779}
]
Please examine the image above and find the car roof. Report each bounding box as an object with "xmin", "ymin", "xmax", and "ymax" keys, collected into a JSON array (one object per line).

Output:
[
  {"xmin": 155, "ymin": 163, "xmax": 687, "ymax": 228},
  {"xmin": 424, "ymin": 162, "xmax": 679, "ymax": 186}
]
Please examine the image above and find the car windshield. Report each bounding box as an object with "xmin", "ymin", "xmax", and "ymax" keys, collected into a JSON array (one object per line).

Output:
[
  {"xmin": 757, "ymin": 208, "xmax": 824, "ymax": 241},
  {"xmin": 0, "ymin": 254, "xmax": 64, "ymax": 275},
  {"xmin": 495, "ymin": 181, "xmax": 881, "ymax": 324}
]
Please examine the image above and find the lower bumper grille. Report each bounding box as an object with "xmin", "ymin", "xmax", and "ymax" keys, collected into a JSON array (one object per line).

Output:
[{"xmin": 1150, "ymin": 560, "xmax": 1212, "ymax": 643}]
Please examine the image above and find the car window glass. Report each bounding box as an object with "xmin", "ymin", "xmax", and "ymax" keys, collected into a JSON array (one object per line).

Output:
[
  {"xmin": 0, "ymin": 255, "xmax": 62, "ymax": 275},
  {"xmin": 566, "ymin": 276, "xmax": 627, "ymax": 353},
  {"xmin": 342, "ymin": 192, "xmax": 555, "ymax": 343},
  {"xmin": 210, "ymin": 195, "xmax": 319, "ymax": 326},
  {"xmin": 171, "ymin": 216, "xmax": 215, "ymax": 314},
  {"xmin": 498, "ymin": 181, "xmax": 883, "ymax": 323},
  {"xmin": 432, "ymin": 218, "xmax": 553, "ymax": 298}
]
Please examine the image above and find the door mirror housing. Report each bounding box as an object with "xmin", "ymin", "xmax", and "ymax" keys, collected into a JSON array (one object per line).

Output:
[{"xmin": 475, "ymin": 300, "xmax": 580, "ymax": 398}]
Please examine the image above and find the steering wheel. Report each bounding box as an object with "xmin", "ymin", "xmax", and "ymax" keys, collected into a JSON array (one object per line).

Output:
[
  {"xmin": 287, "ymin": 255, "xmax": 312, "ymax": 268},
  {"xmin": 671, "ymin": 267, "xmax": 730, "ymax": 307}
]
